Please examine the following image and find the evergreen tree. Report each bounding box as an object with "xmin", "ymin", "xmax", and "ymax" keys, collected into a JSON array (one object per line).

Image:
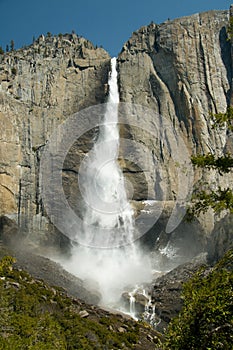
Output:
[
  {"xmin": 189, "ymin": 107, "xmax": 233, "ymax": 216},
  {"xmin": 10, "ymin": 39, "xmax": 15, "ymax": 51}
]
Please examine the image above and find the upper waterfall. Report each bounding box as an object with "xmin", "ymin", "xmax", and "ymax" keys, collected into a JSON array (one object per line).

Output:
[{"xmin": 79, "ymin": 57, "xmax": 134, "ymax": 249}]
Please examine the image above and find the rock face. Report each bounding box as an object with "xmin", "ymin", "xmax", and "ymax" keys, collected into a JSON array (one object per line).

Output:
[
  {"xmin": 207, "ymin": 213, "xmax": 233, "ymax": 264},
  {"xmin": 117, "ymin": 9, "xmax": 233, "ymax": 255},
  {"xmin": 0, "ymin": 33, "xmax": 110, "ymax": 241},
  {"xmin": 118, "ymin": 10, "xmax": 233, "ymax": 199},
  {"xmin": 118, "ymin": 10, "xmax": 231, "ymax": 155}
]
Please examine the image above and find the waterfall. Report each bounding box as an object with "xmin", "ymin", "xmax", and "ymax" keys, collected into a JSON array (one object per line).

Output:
[
  {"xmin": 129, "ymin": 292, "xmax": 136, "ymax": 319},
  {"xmin": 60, "ymin": 57, "xmax": 152, "ymax": 308},
  {"xmin": 79, "ymin": 57, "xmax": 135, "ymax": 249}
]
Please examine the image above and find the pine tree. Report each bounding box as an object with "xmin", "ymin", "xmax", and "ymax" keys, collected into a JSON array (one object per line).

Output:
[
  {"xmin": 10, "ymin": 39, "xmax": 15, "ymax": 51},
  {"xmin": 189, "ymin": 107, "xmax": 233, "ymax": 216}
]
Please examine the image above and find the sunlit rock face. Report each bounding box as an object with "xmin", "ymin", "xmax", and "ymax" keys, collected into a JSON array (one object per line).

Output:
[
  {"xmin": 0, "ymin": 33, "xmax": 110, "ymax": 239},
  {"xmin": 118, "ymin": 9, "xmax": 232, "ymax": 202},
  {"xmin": 117, "ymin": 9, "xmax": 233, "ymax": 249}
]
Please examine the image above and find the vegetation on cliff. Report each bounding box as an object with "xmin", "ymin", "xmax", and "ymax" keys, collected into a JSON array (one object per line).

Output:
[
  {"xmin": 187, "ymin": 16, "xmax": 233, "ymax": 218},
  {"xmin": 189, "ymin": 107, "xmax": 233, "ymax": 216}
]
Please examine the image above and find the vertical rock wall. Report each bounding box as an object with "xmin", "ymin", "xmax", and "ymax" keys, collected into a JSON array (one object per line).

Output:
[
  {"xmin": 118, "ymin": 9, "xmax": 233, "ymax": 212},
  {"xmin": 0, "ymin": 34, "xmax": 110, "ymax": 237}
]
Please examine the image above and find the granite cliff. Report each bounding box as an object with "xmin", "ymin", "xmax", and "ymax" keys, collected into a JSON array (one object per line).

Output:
[
  {"xmin": 0, "ymin": 9, "xmax": 233, "ymax": 260},
  {"xmin": 117, "ymin": 8, "xmax": 233, "ymax": 260},
  {"xmin": 118, "ymin": 8, "xmax": 232, "ymax": 202},
  {"xmin": 0, "ymin": 33, "xmax": 110, "ymax": 246}
]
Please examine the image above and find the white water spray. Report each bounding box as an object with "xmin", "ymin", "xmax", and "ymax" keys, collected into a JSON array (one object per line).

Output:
[{"xmin": 60, "ymin": 58, "xmax": 151, "ymax": 308}]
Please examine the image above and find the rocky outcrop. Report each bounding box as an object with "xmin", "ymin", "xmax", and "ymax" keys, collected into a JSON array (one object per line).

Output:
[
  {"xmin": 0, "ymin": 33, "xmax": 110, "ymax": 241},
  {"xmin": 207, "ymin": 213, "xmax": 233, "ymax": 264},
  {"xmin": 118, "ymin": 10, "xmax": 231, "ymax": 153},
  {"xmin": 150, "ymin": 253, "xmax": 208, "ymax": 333}
]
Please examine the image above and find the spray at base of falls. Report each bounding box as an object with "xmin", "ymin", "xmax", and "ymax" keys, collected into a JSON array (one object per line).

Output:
[{"xmin": 61, "ymin": 57, "xmax": 152, "ymax": 312}]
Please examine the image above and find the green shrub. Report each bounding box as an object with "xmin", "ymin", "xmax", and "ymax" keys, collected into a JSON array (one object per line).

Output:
[
  {"xmin": 228, "ymin": 16, "xmax": 233, "ymax": 40},
  {"xmin": 164, "ymin": 250, "xmax": 233, "ymax": 349},
  {"xmin": 0, "ymin": 255, "xmax": 15, "ymax": 274}
]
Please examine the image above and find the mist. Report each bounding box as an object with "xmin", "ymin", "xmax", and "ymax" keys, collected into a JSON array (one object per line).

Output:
[{"xmin": 58, "ymin": 243, "xmax": 152, "ymax": 308}]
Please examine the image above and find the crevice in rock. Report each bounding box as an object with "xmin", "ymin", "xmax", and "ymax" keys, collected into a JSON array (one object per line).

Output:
[
  {"xmin": 62, "ymin": 168, "xmax": 79, "ymax": 175},
  {"xmin": 219, "ymin": 26, "xmax": 232, "ymax": 105},
  {"xmin": 199, "ymin": 34, "xmax": 217, "ymax": 112}
]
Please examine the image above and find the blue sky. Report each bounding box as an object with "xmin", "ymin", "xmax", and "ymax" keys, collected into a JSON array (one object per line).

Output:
[{"xmin": 0, "ymin": 0, "xmax": 231, "ymax": 56}]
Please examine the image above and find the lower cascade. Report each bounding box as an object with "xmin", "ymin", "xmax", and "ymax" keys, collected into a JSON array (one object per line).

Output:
[
  {"xmin": 59, "ymin": 57, "xmax": 152, "ymax": 316},
  {"xmin": 129, "ymin": 292, "xmax": 136, "ymax": 319}
]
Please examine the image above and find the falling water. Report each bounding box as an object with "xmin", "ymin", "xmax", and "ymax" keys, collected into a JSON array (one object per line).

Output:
[
  {"xmin": 129, "ymin": 292, "xmax": 136, "ymax": 319},
  {"xmin": 59, "ymin": 57, "xmax": 152, "ymax": 310},
  {"xmin": 79, "ymin": 57, "xmax": 135, "ymax": 249}
]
